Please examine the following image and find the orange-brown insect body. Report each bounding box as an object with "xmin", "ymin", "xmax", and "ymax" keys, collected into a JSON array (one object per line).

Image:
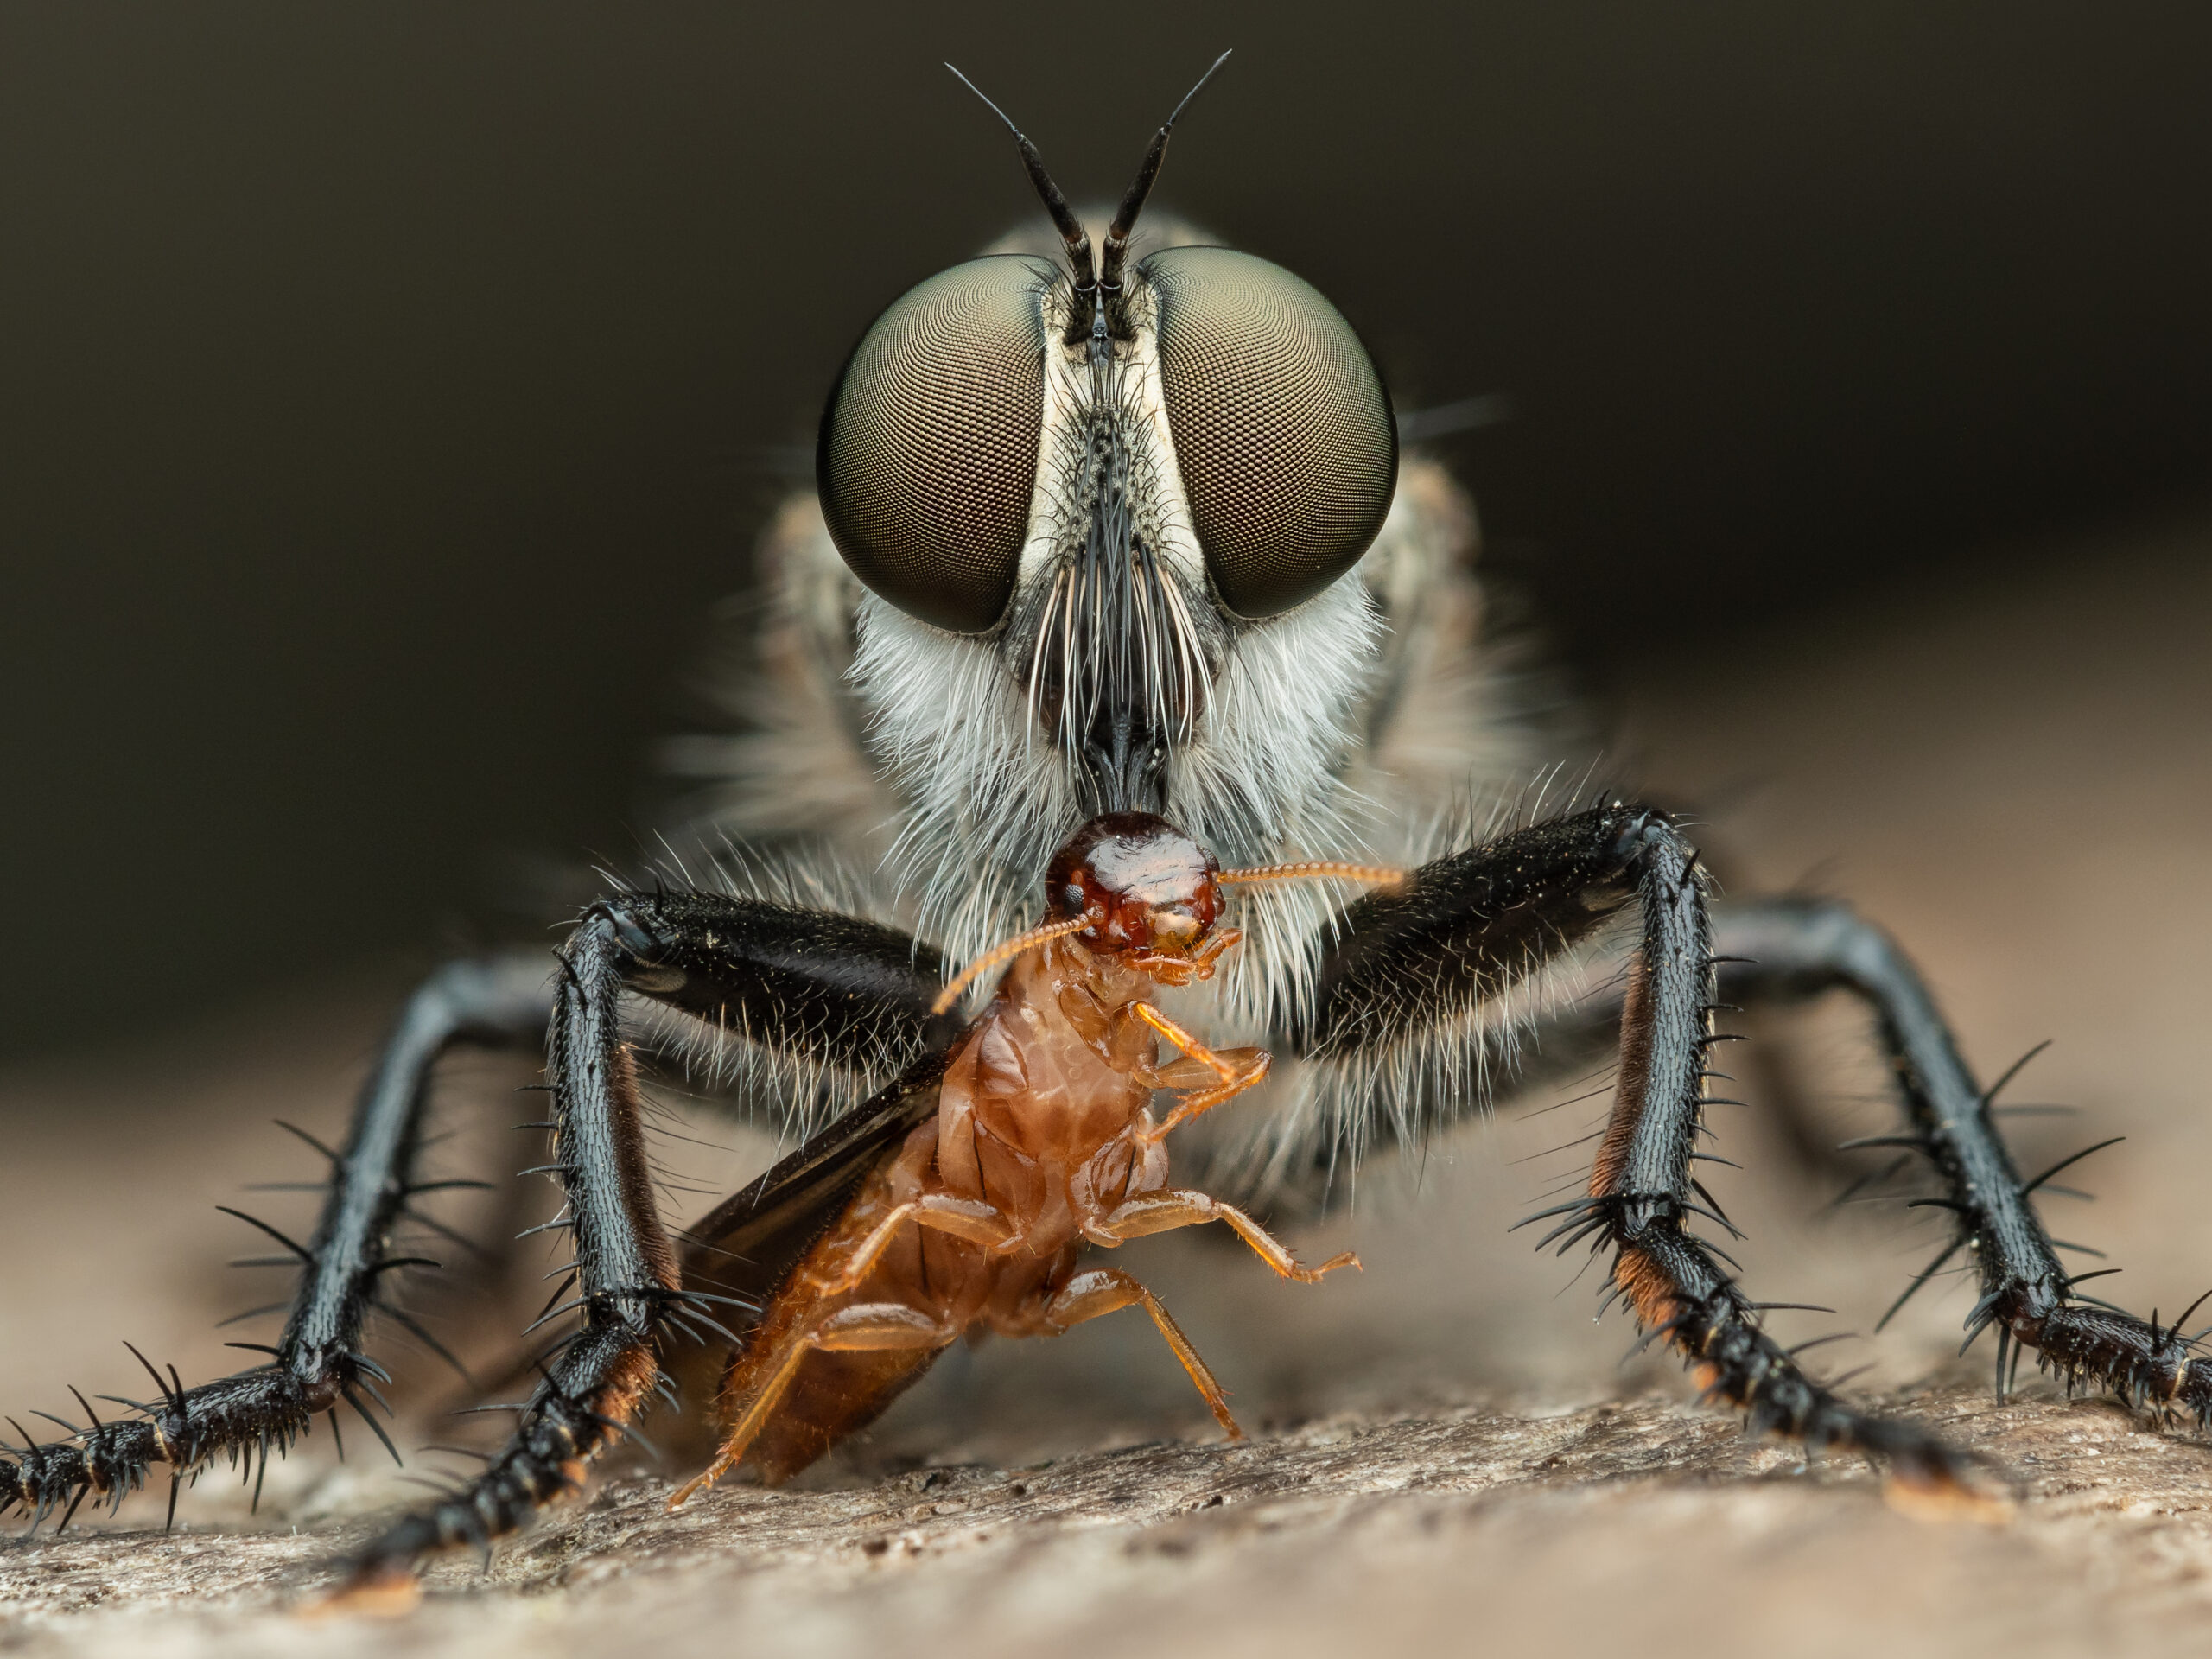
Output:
[{"xmin": 674, "ymin": 814, "xmax": 1354, "ymax": 1502}]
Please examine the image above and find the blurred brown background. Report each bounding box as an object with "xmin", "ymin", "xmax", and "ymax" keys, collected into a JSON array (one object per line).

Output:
[{"xmin": 3, "ymin": 0, "xmax": 2211, "ymax": 1058}]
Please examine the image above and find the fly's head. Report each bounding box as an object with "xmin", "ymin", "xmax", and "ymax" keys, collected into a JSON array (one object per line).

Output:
[
  {"xmin": 815, "ymin": 56, "xmax": 1398, "ymax": 956},
  {"xmin": 1045, "ymin": 812, "xmax": 1235, "ymax": 988}
]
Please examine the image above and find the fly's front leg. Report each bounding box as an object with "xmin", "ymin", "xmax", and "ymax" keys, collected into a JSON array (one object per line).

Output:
[
  {"xmin": 1296, "ymin": 804, "xmax": 1992, "ymax": 1506},
  {"xmin": 0, "ymin": 953, "xmax": 553, "ymax": 1535},
  {"xmin": 1714, "ymin": 897, "xmax": 2212, "ymax": 1429},
  {"xmin": 1088, "ymin": 1190, "xmax": 1359, "ymax": 1282},
  {"xmin": 1123, "ymin": 1001, "xmax": 1270, "ymax": 1141},
  {"xmin": 331, "ymin": 890, "xmax": 952, "ymax": 1607}
]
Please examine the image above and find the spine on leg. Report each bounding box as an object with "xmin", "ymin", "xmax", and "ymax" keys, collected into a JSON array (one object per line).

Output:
[
  {"xmin": 334, "ymin": 1323, "xmax": 660, "ymax": 1608},
  {"xmin": 1565, "ymin": 813, "xmax": 1994, "ymax": 1508},
  {"xmin": 323, "ymin": 907, "xmax": 683, "ymax": 1607}
]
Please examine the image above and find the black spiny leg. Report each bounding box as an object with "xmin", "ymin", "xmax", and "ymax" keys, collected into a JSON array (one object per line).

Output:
[
  {"xmin": 333, "ymin": 890, "xmax": 950, "ymax": 1605},
  {"xmin": 0, "ymin": 955, "xmax": 554, "ymax": 1531},
  {"xmin": 1713, "ymin": 897, "xmax": 2212, "ymax": 1427},
  {"xmin": 1296, "ymin": 805, "xmax": 1987, "ymax": 1502}
]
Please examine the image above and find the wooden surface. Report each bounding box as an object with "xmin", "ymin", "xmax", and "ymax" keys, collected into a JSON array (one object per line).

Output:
[
  {"xmin": 1, "ymin": 505, "xmax": 2209, "ymax": 1656},
  {"xmin": 3, "ymin": 1390, "xmax": 2211, "ymax": 1659}
]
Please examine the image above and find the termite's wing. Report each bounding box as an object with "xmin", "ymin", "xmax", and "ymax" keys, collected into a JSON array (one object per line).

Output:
[
  {"xmin": 678, "ymin": 1050, "xmax": 950, "ymax": 1304},
  {"xmin": 659, "ymin": 1050, "xmax": 953, "ymax": 1449}
]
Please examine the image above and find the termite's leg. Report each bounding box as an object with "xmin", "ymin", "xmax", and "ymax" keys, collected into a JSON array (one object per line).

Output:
[
  {"xmin": 1090, "ymin": 1190, "xmax": 1359, "ymax": 1282},
  {"xmin": 1131, "ymin": 925, "xmax": 1243, "ymax": 986},
  {"xmin": 1043, "ymin": 1268, "xmax": 1243, "ymax": 1440},
  {"xmin": 1127, "ymin": 1002, "xmax": 1271, "ymax": 1140},
  {"xmin": 800, "ymin": 1196, "xmax": 1016, "ymax": 1295},
  {"xmin": 669, "ymin": 1304, "xmax": 950, "ymax": 1508}
]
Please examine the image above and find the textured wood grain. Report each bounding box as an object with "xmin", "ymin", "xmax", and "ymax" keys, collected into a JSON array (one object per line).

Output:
[{"xmin": 3, "ymin": 1389, "xmax": 2212, "ymax": 1659}]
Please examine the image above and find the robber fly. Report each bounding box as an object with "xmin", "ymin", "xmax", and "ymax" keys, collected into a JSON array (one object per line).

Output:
[{"xmin": 2, "ymin": 54, "xmax": 2204, "ymax": 1611}]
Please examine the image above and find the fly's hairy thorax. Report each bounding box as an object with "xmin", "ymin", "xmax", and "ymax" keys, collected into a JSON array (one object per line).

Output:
[
  {"xmin": 674, "ymin": 457, "xmax": 1541, "ymax": 1015},
  {"xmin": 661, "ymin": 455, "xmax": 1590, "ymax": 1200}
]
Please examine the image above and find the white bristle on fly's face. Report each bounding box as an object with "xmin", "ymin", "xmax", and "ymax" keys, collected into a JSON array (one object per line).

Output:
[{"xmin": 659, "ymin": 435, "xmax": 1598, "ymax": 1200}]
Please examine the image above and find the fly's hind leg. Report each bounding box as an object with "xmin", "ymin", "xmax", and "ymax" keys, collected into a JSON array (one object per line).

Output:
[
  {"xmin": 1043, "ymin": 1268, "xmax": 1243, "ymax": 1440},
  {"xmin": 669, "ymin": 1303, "xmax": 953, "ymax": 1509},
  {"xmin": 0, "ymin": 952, "xmax": 553, "ymax": 1546},
  {"xmin": 1289, "ymin": 804, "xmax": 1994, "ymax": 1507},
  {"xmin": 1089, "ymin": 1190, "xmax": 1360, "ymax": 1282},
  {"xmin": 1713, "ymin": 896, "xmax": 2212, "ymax": 1437}
]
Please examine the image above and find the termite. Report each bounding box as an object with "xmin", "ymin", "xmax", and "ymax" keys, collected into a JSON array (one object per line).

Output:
[{"xmin": 668, "ymin": 811, "xmax": 1397, "ymax": 1498}]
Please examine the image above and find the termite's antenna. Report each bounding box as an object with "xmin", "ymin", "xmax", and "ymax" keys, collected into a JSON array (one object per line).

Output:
[
  {"xmin": 1217, "ymin": 859, "xmax": 1405, "ymax": 889},
  {"xmin": 945, "ymin": 63, "xmax": 1096, "ymax": 300},
  {"xmin": 931, "ymin": 917, "xmax": 1090, "ymax": 1016}
]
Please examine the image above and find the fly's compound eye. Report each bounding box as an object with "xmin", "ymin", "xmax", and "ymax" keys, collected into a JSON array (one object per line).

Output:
[
  {"xmin": 1143, "ymin": 247, "xmax": 1397, "ymax": 619},
  {"xmin": 817, "ymin": 255, "xmax": 1058, "ymax": 633}
]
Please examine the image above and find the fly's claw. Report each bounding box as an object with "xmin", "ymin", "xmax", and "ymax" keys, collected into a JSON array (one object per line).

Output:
[{"xmin": 0, "ymin": 1342, "xmax": 362, "ymax": 1532}]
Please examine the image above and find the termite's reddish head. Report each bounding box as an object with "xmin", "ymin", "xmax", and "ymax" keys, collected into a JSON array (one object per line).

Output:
[{"xmin": 1046, "ymin": 812, "xmax": 1223, "ymax": 959}]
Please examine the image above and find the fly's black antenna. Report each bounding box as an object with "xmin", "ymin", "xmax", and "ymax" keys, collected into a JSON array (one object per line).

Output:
[
  {"xmin": 945, "ymin": 63, "xmax": 1096, "ymax": 299},
  {"xmin": 1099, "ymin": 48, "xmax": 1233, "ymax": 308},
  {"xmin": 949, "ymin": 53, "xmax": 1230, "ymax": 346}
]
